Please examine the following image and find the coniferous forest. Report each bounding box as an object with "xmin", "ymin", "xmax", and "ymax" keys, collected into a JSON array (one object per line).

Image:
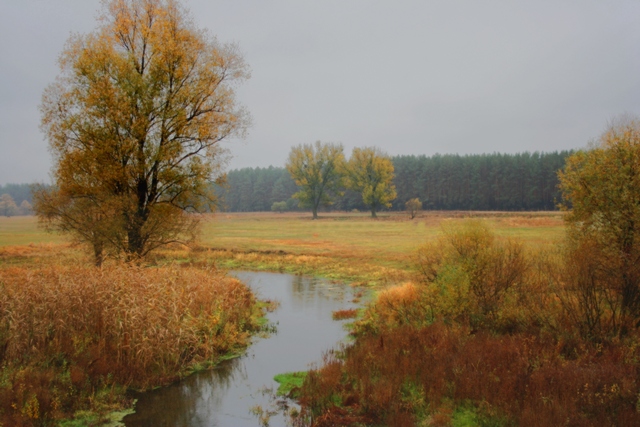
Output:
[{"xmin": 217, "ymin": 151, "xmax": 571, "ymax": 212}]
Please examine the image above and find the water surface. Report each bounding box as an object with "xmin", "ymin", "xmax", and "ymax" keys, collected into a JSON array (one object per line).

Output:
[{"xmin": 123, "ymin": 271, "xmax": 358, "ymax": 427}]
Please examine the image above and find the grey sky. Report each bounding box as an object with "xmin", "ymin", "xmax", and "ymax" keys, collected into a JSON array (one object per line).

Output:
[{"xmin": 1, "ymin": 0, "xmax": 639, "ymax": 185}]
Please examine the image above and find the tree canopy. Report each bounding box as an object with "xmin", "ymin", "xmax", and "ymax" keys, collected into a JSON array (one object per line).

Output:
[
  {"xmin": 34, "ymin": 0, "xmax": 249, "ymax": 264},
  {"xmin": 216, "ymin": 151, "xmax": 569, "ymax": 214},
  {"xmin": 559, "ymin": 117, "xmax": 640, "ymax": 331},
  {"xmin": 286, "ymin": 141, "xmax": 345, "ymax": 219},
  {"xmin": 347, "ymin": 147, "xmax": 396, "ymax": 218}
]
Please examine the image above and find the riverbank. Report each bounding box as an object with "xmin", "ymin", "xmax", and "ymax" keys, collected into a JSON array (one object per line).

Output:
[
  {"xmin": 0, "ymin": 212, "xmax": 567, "ymax": 426},
  {"xmin": 0, "ymin": 263, "xmax": 264, "ymax": 426}
]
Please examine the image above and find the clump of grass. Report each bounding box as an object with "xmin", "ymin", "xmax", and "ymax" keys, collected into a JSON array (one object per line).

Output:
[
  {"xmin": 331, "ymin": 309, "xmax": 358, "ymax": 321},
  {"xmin": 0, "ymin": 264, "xmax": 262, "ymax": 425},
  {"xmin": 274, "ymin": 371, "xmax": 307, "ymax": 397}
]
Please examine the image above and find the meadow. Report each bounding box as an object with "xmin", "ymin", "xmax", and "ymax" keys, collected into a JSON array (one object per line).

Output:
[
  {"xmin": 195, "ymin": 210, "xmax": 565, "ymax": 286},
  {"xmin": 8, "ymin": 210, "xmax": 617, "ymax": 427}
]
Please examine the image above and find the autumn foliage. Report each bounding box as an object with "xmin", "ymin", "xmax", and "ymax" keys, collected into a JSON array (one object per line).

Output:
[
  {"xmin": 346, "ymin": 147, "xmax": 397, "ymax": 218},
  {"xmin": 293, "ymin": 219, "xmax": 640, "ymax": 426},
  {"xmin": 0, "ymin": 264, "xmax": 261, "ymax": 425},
  {"xmin": 35, "ymin": 0, "xmax": 249, "ymax": 265}
]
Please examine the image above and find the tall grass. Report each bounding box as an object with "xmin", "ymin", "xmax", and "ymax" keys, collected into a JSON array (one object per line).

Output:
[
  {"xmin": 292, "ymin": 220, "xmax": 640, "ymax": 426},
  {"xmin": 0, "ymin": 264, "xmax": 262, "ymax": 425},
  {"xmin": 295, "ymin": 324, "xmax": 640, "ymax": 426}
]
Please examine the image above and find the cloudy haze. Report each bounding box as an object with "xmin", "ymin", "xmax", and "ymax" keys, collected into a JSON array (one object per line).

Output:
[{"xmin": 1, "ymin": 0, "xmax": 639, "ymax": 184}]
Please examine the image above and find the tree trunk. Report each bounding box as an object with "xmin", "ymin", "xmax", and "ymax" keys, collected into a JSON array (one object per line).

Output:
[
  {"xmin": 93, "ymin": 241, "xmax": 104, "ymax": 267},
  {"xmin": 127, "ymin": 213, "xmax": 146, "ymax": 260},
  {"xmin": 371, "ymin": 208, "xmax": 377, "ymax": 218}
]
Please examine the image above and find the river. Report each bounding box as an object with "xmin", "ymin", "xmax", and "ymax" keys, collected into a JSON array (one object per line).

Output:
[{"xmin": 122, "ymin": 271, "xmax": 359, "ymax": 427}]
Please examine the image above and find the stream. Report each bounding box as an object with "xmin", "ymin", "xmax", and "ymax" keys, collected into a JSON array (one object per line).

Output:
[{"xmin": 122, "ymin": 271, "xmax": 359, "ymax": 427}]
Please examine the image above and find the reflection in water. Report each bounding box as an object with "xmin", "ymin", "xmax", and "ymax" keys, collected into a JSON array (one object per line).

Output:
[{"xmin": 123, "ymin": 271, "xmax": 357, "ymax": 427}]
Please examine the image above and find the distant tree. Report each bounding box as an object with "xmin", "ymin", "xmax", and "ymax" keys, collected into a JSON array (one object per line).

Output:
[
  {"xmin": 271, "ymin": 201, "xmax": 288, "ymax": 213},
  {"xmin": 0, "ymin": 183, "xmax": 34, "ymax": 205},
  {"xmin": 34, "ymin": 0, "xmax": 249, "ymax": 265},
  {"xmin": 347, "ymin": 147, "xmax": 396, "ymax": 218},
  {"xmin": 286, "ymin": 141, "xmax": 346, "ymax": 219},
  {"xmin": 558, "ymin": 116, "xmax": 640, "ymax": 334},
  {"xmin": 19, "ymin": 200, "xmax": 33, "ymax": 216},
  {"xmin": 0, "ymin": 194, "xmax": 19, "ymax": 217},
  {"xmin": 405, "ymin": 198, "xmax": 422, "ymax": 219}
]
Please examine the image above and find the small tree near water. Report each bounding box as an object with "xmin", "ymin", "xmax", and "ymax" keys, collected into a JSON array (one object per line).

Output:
[{"xmin": 286, "ymin": 141, "xmax": 345, "ymax": 219}]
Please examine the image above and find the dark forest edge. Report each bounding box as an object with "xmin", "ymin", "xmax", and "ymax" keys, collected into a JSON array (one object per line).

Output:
[
  {"xmin": 217, "ymin": 151, "xmax": 571, "ymax": 213},
  {"xmin": 0, "ymin": 151, "xmax": 570, "ymax": 217}
]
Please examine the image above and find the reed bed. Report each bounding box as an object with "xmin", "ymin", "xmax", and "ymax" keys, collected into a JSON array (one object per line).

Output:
[
  {"xmin": 292, "ymin": 221, "xmax": 640, "ymax": 426},
  {"xmin": 0, "ymin": 264, "xmax": 262, "ymax": 425},
  {"xmin": 331, "ymin": 309, "xmax": 359, "ymax": 321},
  {"xmin": 295, "ymin": 324, "xmax": 640, "ymax": 427}
]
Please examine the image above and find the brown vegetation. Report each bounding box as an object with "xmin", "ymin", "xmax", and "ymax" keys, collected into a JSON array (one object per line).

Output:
[
  {"xmin": 295, "ymin": 324, "xmax": 640, "ymax": 426},
  {"xmin": 35, "ymin": 0, "xmax": 249, "ymax": 265},
  {"xmin": 292, "ymin": 220, "xmax": 640, "ymax": 426},
  {"xmin": 331, "ymin": 309, "xmax": 358, "ymax": 321},
  {"xmin": 0, "ymin": 264, "xmax": 262, "ymax": 425}
]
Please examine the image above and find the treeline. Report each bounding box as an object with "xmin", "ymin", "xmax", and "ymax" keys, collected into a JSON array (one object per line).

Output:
[
  {"xmin": 216, "ymin": 151, "xmax": 572, "ymax": 212},
  {"xmin": 0, "ymin": 183, "xmax": 35, "ymax": 216},
  {"xmin": 0, "ymin": 183, "xmax": 33, "ymax": 205},
  {"xmin": 216, "ymin": 166, "xmax": 300, "ymax": 212}
]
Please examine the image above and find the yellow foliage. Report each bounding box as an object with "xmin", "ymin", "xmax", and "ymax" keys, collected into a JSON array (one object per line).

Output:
[
  {"xmin": 285, "ymin": 141, "xmax": 346, "ymax": 219},
  {"xmin": 347, "ymin": 147, "xmax": 397, "ymax": 218},
  {"xmin": 36, "ymin": 0, "xmax": 249, "ymax": 264}
]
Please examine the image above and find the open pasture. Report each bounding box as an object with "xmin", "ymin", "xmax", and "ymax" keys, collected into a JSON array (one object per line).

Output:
[
  {"xmin": 0, "ymin": 211, "xmax": 565, "ymax": 276},
  {"xmin": 197, "ymin": 211, "xmax": 565, "ymax": 281},
  {"xmin": 0, "ymin": 215, "xmax": 67, "ymax": 247},
  {"xmin": 203, "ymin": 211, "xmax": 565, "ymax": 256}
]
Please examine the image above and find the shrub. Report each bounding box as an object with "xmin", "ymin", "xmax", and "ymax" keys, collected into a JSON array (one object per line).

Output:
[
  {"xmin": 414, "ymin": 221, "xmax": 530, "ymax": 330},
  {"xmin": 294, "ymin": 324, "xmax": 640, "ymax": 427}
]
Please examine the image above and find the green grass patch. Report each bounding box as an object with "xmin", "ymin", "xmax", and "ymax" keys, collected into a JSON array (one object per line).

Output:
[
  {"xmin": 273, "ymin": 371, "xmax": 307, "ymax": 398},
  {"xmin": 58, "ymin": 407, "xmax": 135, "ymax": 427},
  {"xmin": 0, "ymin": 216, "xmax": 68, "ymax": 247}
]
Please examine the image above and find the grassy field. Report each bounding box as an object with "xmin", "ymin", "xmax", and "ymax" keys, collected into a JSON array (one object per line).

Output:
[
  {"xmin": 198, "ymin": 210, "xmax": 565, "ymax": 284},
  {"xmin": 0, "ymin": 215, "xmax": 68, "ymax": 247},
  {"xmin": 0, "ymin": 211, "xmax": 565, "ymax": 283},
  {"xmin": 12, "ymin": 210, "xmax": 631, "ymax": 427}
]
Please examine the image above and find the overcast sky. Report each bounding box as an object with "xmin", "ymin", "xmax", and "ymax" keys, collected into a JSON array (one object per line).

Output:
[{"xmin": 1, "ymin": 0, "xmax": 639, "ymax": 185}]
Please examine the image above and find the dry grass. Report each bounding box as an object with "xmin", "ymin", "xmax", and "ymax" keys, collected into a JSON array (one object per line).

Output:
[
  {"xmin": 0, "ymin": 264, "xmax": 262, "ymax": 425},
  {"xmin": 295, "ymin": 324, "xmax": 640, "ymax": 427},
  {"xmin": 0, "ymin": 211, "xmax": 568, "ymax": 425},
  {"xmin": 181, "ymin": 211, "xmax": 563, "ymax": 285},
  {"xmin": 331, "ymin": 309, "xmax": 359, "ymax": 321},
  {"xmin": 291, "ymin": 218, "xmax": 640, "ymax": 426}
]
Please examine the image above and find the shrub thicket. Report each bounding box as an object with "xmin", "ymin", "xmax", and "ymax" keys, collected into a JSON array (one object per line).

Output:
[{"xmin": 293, "ymin": 221, "xmax": 640, "ymax": 426}]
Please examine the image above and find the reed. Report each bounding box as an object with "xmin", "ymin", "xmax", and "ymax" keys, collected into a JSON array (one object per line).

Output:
[
  {"xmin": 295, "ymin": 324, "xmax": 640, "ymax": 426},
  {"xmin": 0, "ymin": 264, "xmax": 262, "ymax": 425}
]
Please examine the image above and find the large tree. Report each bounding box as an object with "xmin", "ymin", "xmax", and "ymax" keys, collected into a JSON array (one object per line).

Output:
[
  {"xmin": 347, "ymin": 147, "xmax": 396, "ymax": 218},
  {"xmin": 558, "ymin": 117, "xmax": 640, "ymax": 333},
  {"xmin": 34, "ymin": 0, "xmax": 249, "ymax": 264},
  {"xmin": 286, "ymin": 141, "xmax": 345, "ymax": 219}
]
